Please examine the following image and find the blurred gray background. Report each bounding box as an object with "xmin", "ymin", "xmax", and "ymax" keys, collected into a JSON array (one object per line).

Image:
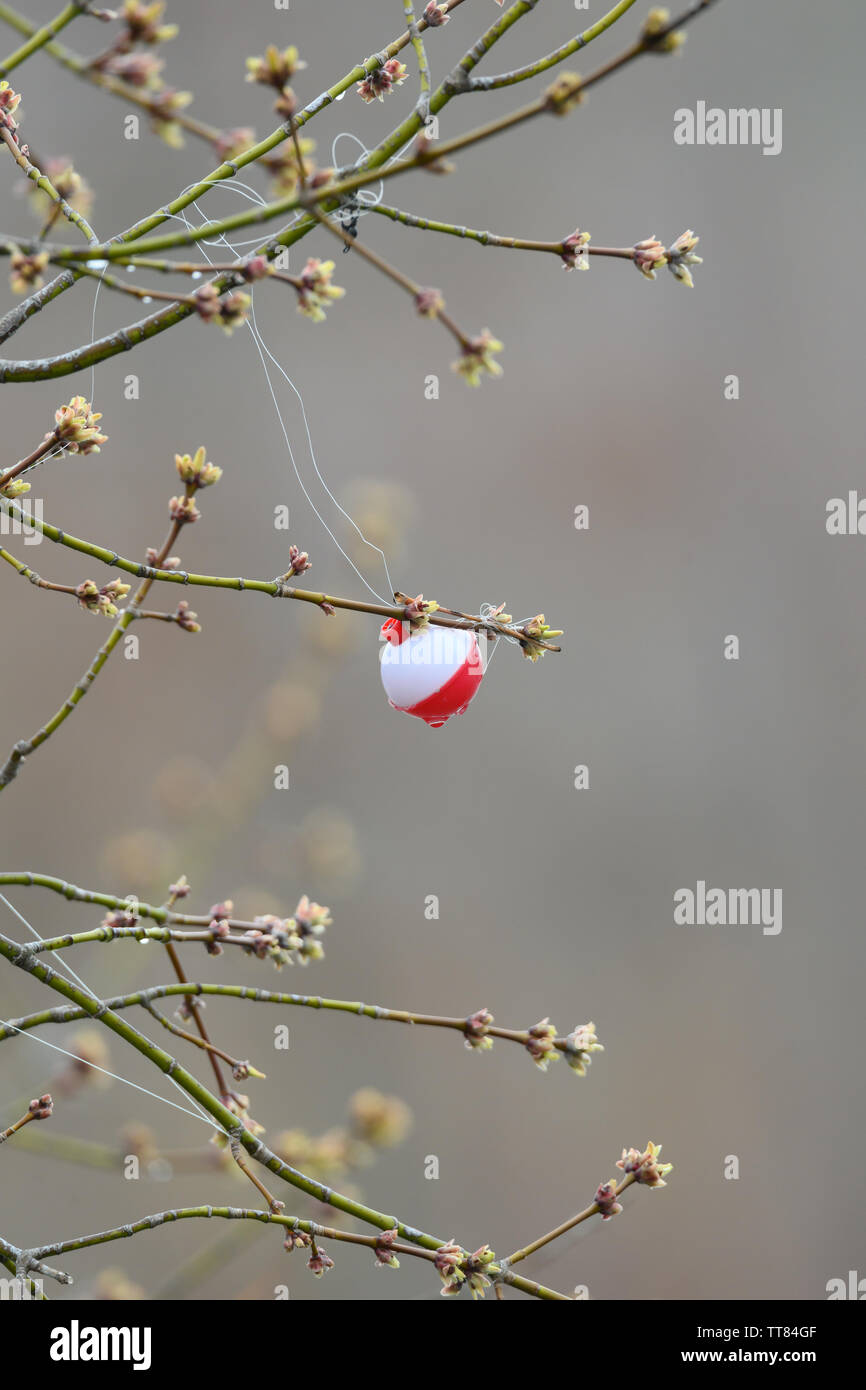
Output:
[{"xmin": 1, "ymin": 0, "xmax": 863, "ymax": 1301}]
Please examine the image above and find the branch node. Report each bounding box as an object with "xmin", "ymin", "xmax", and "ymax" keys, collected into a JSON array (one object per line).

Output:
[{"xmin": 443, "ymin": 68, "xmax": 472, "ymax": 95}]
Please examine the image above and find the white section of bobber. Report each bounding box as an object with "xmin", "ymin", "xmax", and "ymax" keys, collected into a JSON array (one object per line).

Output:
[{"xmin": 379, "ymin": 626, "xmax": 481, "ymax": 710}]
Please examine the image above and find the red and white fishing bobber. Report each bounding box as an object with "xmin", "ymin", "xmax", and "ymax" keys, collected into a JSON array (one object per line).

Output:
[{"xmin": 379, "ymin": 618, "xmax": 485, "ymax": 728}]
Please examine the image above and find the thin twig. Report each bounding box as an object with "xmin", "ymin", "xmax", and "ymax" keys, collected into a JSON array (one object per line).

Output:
[
  {"xmin": 0, "ymin": 871, "xmax": 308, "ymax": 929},
  {"xmin": 0, "ymin": 0, "xmax": 471, "ymax": 351},
  {"xmin": 0, "ymin": 511, "xmax": 183, "ymax": 788},
  {"xmin": 143, "ymin": 1000, "xmax": 264, "ymax": 1079},
  {"xmin": 467, "ymin": 0, "xmax": 638, "ymax": 91},
  {"xmin": 0, "ymin": 496, "xmax": 563, "ymax": 651},
  {"xmin": 0, "ymin": 1095, "xmax": 51, "ymax": 1143},
  {"xmin": 0, "ymin": 0, "xmax": 466, "ymax": 144},
  {"xmin": 0, "ymin": 0, "xmax": 96, "ymax": 79},
  {"xmin": 308, "ymin": 202, "xmax": 468, "ymax": 347},
  {"xmin": 0, "ymin": 970, "xmax": 597, "ymax": 1069},
  {"xmin": 23, "ymin": 1204, "xmax": 440, "ymax": 1266},
  {"xmin": 159, "ymin": 935, "xmax": 230, "ymax": 1102},
  {"xmin": 0, "ymin": 125, "xmax": 98, "ymax": 245},
  {"xmin": 0, "ymin": 928, "xmax": 571, "ymax": 1299},
  {"xmin": 367, "ymin": 201, "xmax": 637, "ymax": 260},
  {"xmin": 504, "ymin": 1173, "xmax": 638, "ymax": 1266},
  {"xmin": 0, "ymin": 0, "xmax": 718, "ymax": 381},
  {"xmin": 0, "ymin": 543, "xmax": 82, "ymax": 596},
  {"xmin": 0, "ymin": 430, "xmax": 61, "ymax": 491},
  {"xmin": 403, "ymin": 0, "xmax": 432, "ymax": 124}
]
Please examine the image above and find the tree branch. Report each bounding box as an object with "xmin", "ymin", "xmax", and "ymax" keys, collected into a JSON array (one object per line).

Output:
[
  {"xmin": 0, "ymin": 0, "xmax": 718, "ymax": 381},
  {"xmin": 0, "ymin": 974, "xmax": 601, "ymax": 1075},
  {"xmin": 0, "ymin": 510, "xmax": 183, "ymax": 789},
  {"xmin": 0, "ymin": 124, "xmax": 98, "ymax": 245},
  {"xmin": 0, "ymin": 496, "xmax": 563, "ymax": 653},
  {"xmin": 0, "ymin": 1, "xmax": 96, "ymax": 79},
  {"xmin": 0, "ymin": 0, "xmax": 470, "ymax": 347},
  {"xmin": 0, "ymin": 929, "xmax": 568, "ymax": 1299}
]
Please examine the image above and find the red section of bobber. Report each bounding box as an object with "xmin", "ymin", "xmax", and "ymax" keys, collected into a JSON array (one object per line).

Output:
[
  {"xmin": 396, "ymin": 647, "xmax": 484, "ymax": 728},
  {"xmin": 380, "ymin": 617, "xmax": 409, "ymax": 646}
]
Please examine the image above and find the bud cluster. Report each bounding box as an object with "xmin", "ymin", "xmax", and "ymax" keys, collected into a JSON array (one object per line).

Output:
[
  {"xmin": 561, "ymin": 228, "xmax": 591, "ymax": 271},
  {"xmin": 53, "ymin": 397, "xmax": 108, "ymax": 455},
  {"xmin": 0, "ymin": 80, "xmax": 22, "ymax": 132},
  {"xmin": 76, "ymin": 578, "xmax": 131, "ymax": 618},
  {"xmin": 520, "ymin": 614, "xmax": 564, "ymax": 662},
  {"xmin": 464, "ymin": 1006, "xmax": 494, "ymax": 1052},
  {"xmin": 563, "ymin": 1020, "xmax": 604, "ymax": 1076},
  {"xmin": 437, "ymin": 1241, "xmax": 496, "ymax": 1299},
  {"xmin": 452, "ymin": 329, "xmax": 503, "ymax": 387},
  {"xmin": 357, "ymin": 59, "xmax": 408, "ymax": 105},
  {"xmin": 9, "ymin": 249, "xmax": 50, "ymax": 296},
  {"xmin": 545, "ymin": 71, "xmax": 585, "ymax": 116},
  {"xmin": 633, "ymin": 231, "xmax": 702, "ymax": 287},
  {"xmin": 402, "ymin": 593, "xmax": 440, "ymax": 629},
  {"xmin": 525, "ymin": 1017, "xmax": 559, "ymax": 1071},
  {"xmin": 241, "ymin": 895, "xmax": 331, "ymax": 970},
  {"xmin": 193, "ymin": 283, "xmax": 252, "ymax": 333},
  {"xmin": 294, "ymin": 258, "xmax": 345, "ymax": 323},
  {"xmin": 175, "ymin": 446, "xmax": 222, "ymax": 489},
  {"xmin": 641, "ymin": 7, "xmax": 687, "ymax": 54},
  {"xmin": 616, "ymin": 1140, "xmax": 674, "ymax": 1187},
  {"xmin": 423, "ymin": 3, "xmax": 450, "ymax": 26}
]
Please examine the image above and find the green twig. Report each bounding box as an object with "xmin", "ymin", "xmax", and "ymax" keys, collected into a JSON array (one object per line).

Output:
[
  {"xmin": 403, "ymin": 0, "xmax": 432, "ymax": 123},
  {"xmin": 0, "ymin": 599, "xmax": 135, "ymax": 787},
  {"xmin": 0, "ymin": 1, "xmax": 93, "ymax": 78},
  {"xmin": 0, "ymin": 125, "xmax": 98, "ymax": 245},
  {"xmin": 0, "ymin": 513, "xmax": 183, "ymax": 788},
  {"xmin": 367, "ymin": 201, "xmax": 636, "ymax": 261},
  {"xmin": 504, "ymin": 1172, "xmax": 638, "ymax": 1266},
  {"xmin": 0, "ymin": 974, "xmax": 587, "ymax": 1061},
  {"xmin": 308, "ymin": 202, "xmax": 468, "ymax": 347},
  {"xmin": 0, "ymin": 871, "xmax": 288, "ymax": 929},
  {"xmin": 24, "ymin": 1204, "xmax": 432, "ymax": 1266},
  {"xmin": 0, "ymin": 929, "xmax": 569, "ymax": 1298},
  {"xmin": 0, "ymin": 0, "xmax": 465, "ymax": 144},
  {"xmin": 0, "ymin": 0, "xmax": 470, "ymax": 350},
  {"xmin": 0, "ymin": 496, "xmax": 563, "ymax": 652},
  {"xmin": 466, "ymin": 0, "xmax": 638, "ymax": 90},
  {"xmin": 143, "ymin": 999, "xmax": 264, "ymax": 1078},
  {"xmin": 0, "ymin": 1234, "xmax": 60, "ymax": 1292},
  {"xmin": 0, "ymin": 0, "xmax": 717, "ymax": 381}
]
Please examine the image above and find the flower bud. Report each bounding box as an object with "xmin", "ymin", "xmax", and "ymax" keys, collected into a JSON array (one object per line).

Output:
[
  {"xmin": 175, "ymin": 446, "xmax": 222, "ymax": 488},
  {"xmin": 594, "ymin": 1180, "xmax": 623, "ymax": 1220},
  {"xmin": 424, "ymin": 3, "xmax": 450, "ymax": 26},
  {"xmin": 9, "ymin": 250, "xmax": 50, "ymax": 295},
  {"xmin": 246, "ymin": 45, "xmax": 306, "ymax": 90},
  {"xmin": 306, "ymin": 1245, "xmax": 334, "ymax": 1277},
  {"xmin": 545, "ymin": 72, "xmax": 584, "ymax": 116},
  {"xmin": 54, "ymin": 397, "xmax": 107, "ymax": 454},
  {"xmin": 168, "ymin": 495, "xmax": 201, "ymax": 524},
  {"xmin": 415, "ymin": 287, "xmax": 445, "ymax": 318},
  {"xmin": 357, "ymin": 59, "xmax": 408, "ymax": 104}
]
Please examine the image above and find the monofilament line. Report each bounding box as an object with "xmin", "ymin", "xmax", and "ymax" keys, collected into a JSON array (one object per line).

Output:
[
  {"xmin": 0, "ymin": 1017, "xmax": 219, "ymax": 1127},
  {"xmin": 0, "ymin": 894, "xmax": 218, "ymax": 1130},
  {"xmin": 169, "ymin": 179, "xmax": 397, "ymax": 604}
]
